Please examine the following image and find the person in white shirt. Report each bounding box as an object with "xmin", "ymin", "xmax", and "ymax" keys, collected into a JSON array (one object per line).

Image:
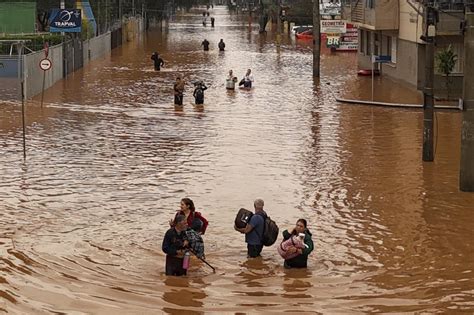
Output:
[{"xmin": 226, "ymin": 70, "xmax": 238, "ymax": 90}]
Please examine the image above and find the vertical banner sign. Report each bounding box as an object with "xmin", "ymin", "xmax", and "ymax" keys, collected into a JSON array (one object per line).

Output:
[{"xmin": 49, "ymin": 9, "xmax": 82, "ymax": 32}]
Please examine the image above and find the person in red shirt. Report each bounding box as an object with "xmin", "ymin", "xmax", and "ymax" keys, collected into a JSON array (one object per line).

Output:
[{"xmin": 170, "ymin": 198, "xmax": 208, "ymax": 235}]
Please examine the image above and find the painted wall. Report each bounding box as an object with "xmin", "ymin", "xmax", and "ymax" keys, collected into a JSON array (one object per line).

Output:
[
  {"xmin": 0, "ymin": 2, "xmax": 36, "ymax": 34},
  {"xmin": 0, "ymin": 57, "xmax": 19, "ymax": 77}
]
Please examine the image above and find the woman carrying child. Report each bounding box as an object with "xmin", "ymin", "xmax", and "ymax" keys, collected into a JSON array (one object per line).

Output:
[{"xmin": 281, "ymin": 219, "xmax": 314, "ymax": 268}]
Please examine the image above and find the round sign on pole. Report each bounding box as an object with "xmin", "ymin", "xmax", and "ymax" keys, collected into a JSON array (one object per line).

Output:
[{"xmin": 39, "ymin": 58, "xmax": 52, "ymax": 71}]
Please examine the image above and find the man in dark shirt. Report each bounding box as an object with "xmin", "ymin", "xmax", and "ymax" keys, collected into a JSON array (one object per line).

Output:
[
  {"xmin": 218, "ymin": 39, "xmax": 225, "ymax": 51},
  {"xmin": 162, "ymin": 215, "xmax": 189, "ymax": 276},
  {"xmin": 234, "ymin": 199, "xmax": 267, "ymax": 258},
  {"xmin": 150, "ymin": 52, "xmax": 164, "ymax": 71},
  {"xmin": 201, "ymin": 39, "xmax": 210, "ymax": 51}
]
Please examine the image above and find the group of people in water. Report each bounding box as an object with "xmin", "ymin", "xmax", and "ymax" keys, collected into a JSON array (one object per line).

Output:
[
  {"xmin": 169, "ymin": 68, "xmax": 254, "ymax": 106},
  {"xmin": 162, "ymin": 198, "xmax": 314, "ymax": 276},
  {"xmin": 151, "ymin": 40, "xmax": 252, "ymax": 106},
  {"xmin": 201, "ymin": 38, "xmax": 225, "ymax": 51}
]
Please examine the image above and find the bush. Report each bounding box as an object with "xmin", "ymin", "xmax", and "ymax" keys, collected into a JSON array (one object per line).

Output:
[
  {"xmin": 435, "ymin": 45, "xmax": 458, "ymax": 100},
  {"xmin": 81, "ymin": 19, "xmax": 96, "ymax": 41},
  {"xmin": 0, "ymin": 34, "xmax": 63, "ymax": 54}
]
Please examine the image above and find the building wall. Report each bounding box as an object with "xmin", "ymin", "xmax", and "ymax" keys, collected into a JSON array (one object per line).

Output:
[
  {"xmin": 381, "ymin": 38, "xmax": 419, "ymax": 87},
  {"xmin": 398, "ymin": 0, "xmax": 423, "ymax": 44}
]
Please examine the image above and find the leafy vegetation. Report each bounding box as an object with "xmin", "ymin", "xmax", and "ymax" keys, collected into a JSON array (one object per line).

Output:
[{"xmin": 435, "ymin": 45, "xmax": 458, "ymax": 100}]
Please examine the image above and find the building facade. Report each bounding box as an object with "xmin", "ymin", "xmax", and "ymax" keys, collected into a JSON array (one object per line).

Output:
[{"xmin": 342, "ymin": 0, "xmax": 465, "ymax": 98}]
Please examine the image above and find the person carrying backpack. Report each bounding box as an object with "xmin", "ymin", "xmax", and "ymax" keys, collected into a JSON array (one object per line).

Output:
[
  {"xmin": 234, "ymin": 198, "xmax": 267, "ymax": 258},
  {"xmin": 193, "ymin": 81, "xmax": 208, "ymax": 105}
]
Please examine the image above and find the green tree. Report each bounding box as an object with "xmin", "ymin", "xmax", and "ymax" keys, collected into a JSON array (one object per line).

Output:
[{"xmin": 435, "ymin": 45, "xmax": 458, "ymax": 101}]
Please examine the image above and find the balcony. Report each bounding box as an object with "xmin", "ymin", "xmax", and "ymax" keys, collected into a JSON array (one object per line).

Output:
[{"xmin": 342, "ymin": 0, "xmax": 399, "ymax": 30}]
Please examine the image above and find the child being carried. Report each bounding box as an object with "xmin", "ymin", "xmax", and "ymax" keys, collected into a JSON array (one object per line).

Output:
[{"xmin": 277, "ymin": 232, "xmax": 308, "ymax": 260}]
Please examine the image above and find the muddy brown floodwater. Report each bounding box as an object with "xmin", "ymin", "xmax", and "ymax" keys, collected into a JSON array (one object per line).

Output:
[{"xmin": 1, "ymin": 6, "xmax": 473, "ymax": 314}]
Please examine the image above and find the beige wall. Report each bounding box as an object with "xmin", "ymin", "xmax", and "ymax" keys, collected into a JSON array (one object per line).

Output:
[
  {"xmin": 399, "ymin": 0, "xmax": 423, "ymax": 43},
  {"xmin": 376, "ymin": 0, "xmax": 399, "ymax": 30}
]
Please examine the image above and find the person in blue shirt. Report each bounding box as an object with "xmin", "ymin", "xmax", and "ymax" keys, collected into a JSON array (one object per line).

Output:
[
  {"xmin": 162, "ymin": 215, "xmax": 189, "ymax": 276},
  {"xmin": 234, "ymin": 199, "xmax": 267, "ymax": 258}
]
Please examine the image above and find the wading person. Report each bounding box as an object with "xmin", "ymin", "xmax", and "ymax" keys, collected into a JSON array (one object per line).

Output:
[
  {"xmin": 218, "ymin": 39, "xmax": 225, "ymax": 51},
  {"xmin": 173, "ymin": 76, "xmax": 185, "ymax": 105},
  {"xmin": 281, "ymin": 219, "xmax": 313, "ymax": 268},
  {"xmin": 170, "ymin": 198, "xmax": 209, "ymax": 235},
  {"xmin": 211, "ymin": 17, "xmax": 215, "ymax": 27},
  {"xmin": 162, "ymin": 215, "xmax": 189, "ymax": 276},
  {"xmin": 239, "ymin": 69, "xmax": 254, "ymax": 88},
  {"xmin": 201, "ymin": 39, "xmax": 210, "ymax": 51},
  {"xmin": 193, "ymin": 81, "xmax": 208, "ymax": 105},
  {"xmin": 234, "ymin": 199, "xmax": 267, "ymax": 258},
  {"xmin": 150, "ymin": 51, "xmax": 164, "ymax": 71},
  {"xmin": 226, "ymin": 70, "xmax": 238, "ymax": 90}
]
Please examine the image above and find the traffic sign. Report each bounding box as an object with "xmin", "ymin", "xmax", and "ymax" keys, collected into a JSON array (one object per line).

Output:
[
  {"xmin": 372, "ymin": 55, "xmax": 391, "ymax": 63},
  {"xmin": 39, "ymin": 58, "xmax": 52, "ymax": 71}
]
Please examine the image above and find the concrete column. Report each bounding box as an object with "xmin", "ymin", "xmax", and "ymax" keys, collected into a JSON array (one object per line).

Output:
[
  {"xmin": 422, "ymin": 5, "xmax": 435, "ymax": 162},
  {"xmin": 460, "ymin": 11, "xmax": 474, "ymax": 191},
  {"xmin": 312, "ymin": 0, "xmax": 320, "ymax": 77}
]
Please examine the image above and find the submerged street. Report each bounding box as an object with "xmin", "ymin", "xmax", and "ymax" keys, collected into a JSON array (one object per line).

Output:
[{"xmin": 1, "ymin": 6, "xmax": 474, "ymax": 313}]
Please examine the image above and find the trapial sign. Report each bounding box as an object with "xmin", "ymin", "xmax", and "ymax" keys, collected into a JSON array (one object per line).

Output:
[{"xmin": 39, "ymin": 58, "xmax": 52, "ymax": 71}]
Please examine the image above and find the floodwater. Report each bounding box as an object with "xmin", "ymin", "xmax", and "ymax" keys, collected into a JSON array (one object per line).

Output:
[{"xmin": 1, "ymin": 6, "xmax": 474, "ymax": 314}]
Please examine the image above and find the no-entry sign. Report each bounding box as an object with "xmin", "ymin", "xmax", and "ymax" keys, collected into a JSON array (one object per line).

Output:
[{"xmin": 39, "ymin": 58, "xmax": 52, "ymax": 71}]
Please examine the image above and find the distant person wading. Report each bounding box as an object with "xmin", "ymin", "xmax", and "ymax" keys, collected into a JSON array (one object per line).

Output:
[
  {"xmin": 173, "ymin": 76, "xmax": 185, "ymax": 105},
  {"xmin": 150, "ymin": 52, "xmax": 164, "ymax": 71},
  {"xmin": 202, "ymin": 39, "xmax": 210, "ymax": 51},
  {"xmin": 218, "ymin": 39, "xmax": 225, "ymax": 51}
]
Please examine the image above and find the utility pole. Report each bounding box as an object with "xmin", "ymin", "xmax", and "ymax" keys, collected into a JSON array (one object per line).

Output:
[
  {"xmin": 312, "ymin": 0, "xmax": 320, "ymax": 77},
  {"xmin": 16, "ymin": 42, "xmax": 26, "ymax": 159},
  {"xmin": 460, "ymin": 9, "xmax": 474, "ymax": 191},
  {"xmin": 422, "ymin": 4, "xmax": 436, "ymax": 162},
  {"xmin": 276, "ymin": 0, "xmax": 281, "ymax": 46}
]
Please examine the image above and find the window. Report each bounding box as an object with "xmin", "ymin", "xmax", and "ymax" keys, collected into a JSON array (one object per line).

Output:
[
  {"xmin": 386, "ymin": 36, "xmax": 392, "ymax": 56},
  {"xmin": 366, "ymin": 31, "xmax": 371, "ymax": 55},
  {"xmin": 382, "ymin": 35, "xmax": 396, "ymax": 63},
  {"xmin": 391, "ymin": 36, "xmax": 397, "ymax": 63},
  {"xmin": 366, "ymin": 0, "xmax": 374, "ymax": 9},
  {"xmin": 360, "ymin": 29, "xmax": 365, "ymax": 54}
]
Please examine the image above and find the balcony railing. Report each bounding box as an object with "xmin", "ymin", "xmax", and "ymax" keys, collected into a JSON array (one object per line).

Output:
[{"xmin": 342, "ymin": 0, "xmax": 398, "ymax": 30}]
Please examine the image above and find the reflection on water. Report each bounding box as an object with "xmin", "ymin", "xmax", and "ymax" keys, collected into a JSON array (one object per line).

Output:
[{"xmin": 1, "ymin": 5, "xmax": 473, "ymax": 314}]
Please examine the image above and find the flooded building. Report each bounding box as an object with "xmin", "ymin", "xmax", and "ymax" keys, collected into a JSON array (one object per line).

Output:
[{"xmin": 342, "ymin": 0, "xmax": 465, "ymax": 98}]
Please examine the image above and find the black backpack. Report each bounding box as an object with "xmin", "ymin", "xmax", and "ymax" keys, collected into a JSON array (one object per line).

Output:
[
  {"xmin": 256, "ymin": 212, "xmax": 279, "ymax": 246},
  {"xmin": 195, "ymin": 88, "xmax": 204, "ymax": 100}
]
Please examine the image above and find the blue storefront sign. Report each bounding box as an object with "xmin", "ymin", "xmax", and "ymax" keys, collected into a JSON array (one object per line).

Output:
[{"xmin": 49, "ymin": 9, "xmax": 82, "ymax": 33}]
